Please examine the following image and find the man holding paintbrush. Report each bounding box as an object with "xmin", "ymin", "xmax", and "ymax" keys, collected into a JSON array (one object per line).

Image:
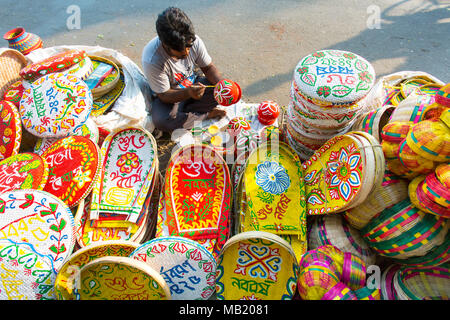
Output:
[{"xmin": 142, "ymin": 7, "xmax": 226, "ymax": 133}]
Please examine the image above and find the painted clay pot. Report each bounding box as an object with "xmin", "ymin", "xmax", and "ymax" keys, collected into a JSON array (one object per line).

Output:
[
  {"xmin": 213, "ymin": 79, "xmax": 242, "ymax": 106},
  {"xmin": 226, "ymin": 116, "xmax": 251, "ymax": 138},
  {"xmin": 257, "ymin": 100, "xmax": 280, "ymax": 125},
  {"xmin": 3, "ymin": 27, "xmax": 42, "ymax": 56}
]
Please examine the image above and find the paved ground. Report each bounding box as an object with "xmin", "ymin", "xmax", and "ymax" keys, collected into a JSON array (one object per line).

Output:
[
  {"xmin": 2, "ymin": 0, "xmax": 449, "ymax": 107},
  {"xmin": 2, "ymin": 0, "xmax": 449, "ymax": 173}
]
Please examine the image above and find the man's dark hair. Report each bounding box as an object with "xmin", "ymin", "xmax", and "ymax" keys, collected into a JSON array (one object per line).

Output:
[{"xmin": 156, "ymin": 7, "xmax": 196, "ymax": 52}]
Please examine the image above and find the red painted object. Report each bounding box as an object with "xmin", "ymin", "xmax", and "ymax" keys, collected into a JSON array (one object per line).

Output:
[
  {"xmin": 257, "ymin": 100, "xmax": 280, "ymax": 125},
  {"xmin": 213, "ymin": 79, "xmax": 242, "ymax": 106},
  {"xmin": 3, "ymin": 27, "xmax": 42, "ymax": 56}
]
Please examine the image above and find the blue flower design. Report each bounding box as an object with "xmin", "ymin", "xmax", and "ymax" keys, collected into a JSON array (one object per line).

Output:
[{"xmin": 255, "ymin": 161, "xmax": 291, "ymax": 195}]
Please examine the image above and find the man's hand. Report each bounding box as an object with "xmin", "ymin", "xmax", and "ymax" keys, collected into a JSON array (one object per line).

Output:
[
  {"xmin": 206, "ymin": 108, "xmax": 227, "ymax": 120},
  {"xmin": 188, "ymin": 83, "xmax": 206, "ymax": 100}
]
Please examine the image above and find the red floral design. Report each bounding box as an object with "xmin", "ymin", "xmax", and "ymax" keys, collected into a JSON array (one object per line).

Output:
[{"xmin": 116, "ymin": 152, "xmax": 140, "ymax": 174}]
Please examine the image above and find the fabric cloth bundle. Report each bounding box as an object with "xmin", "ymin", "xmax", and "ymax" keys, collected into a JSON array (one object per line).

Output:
[{"xmin": 285, "ymin": 50, "xmax": 376, "ymax": 160}]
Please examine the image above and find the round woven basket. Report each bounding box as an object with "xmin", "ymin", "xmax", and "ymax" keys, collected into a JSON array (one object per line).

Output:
[
  {"xmin": 309, "ymin": 214, "xmax": 377, "ymax": 266},
  {"xmin": 344, "ymin": 171, "xmax": 409, "ymax": 230},
  {"xmin": 406, "ymin": 118, "xmax": 450, "ymax": 162},
  {"xmin": 341, "ymin": 251, "xmax": 367, "ymax": 290},
  {"xmin": 354, "ymin": 286, "xmax": 381, "ymax": 300},
  {"xmin": 381, "ymin": 121, "xmax": 414, "ymax": 143},
  {"xmin": 409, "ymin": 175, "xmax": 450, "ymax": 218},
  {"xmin": 0, "ymin": 48, "xmax": 28, "ymax": 97},
  {"xmin": 435, "ymin": 163, "xmax": 450, "ymax": 189},
  {"xmin": 382, "ymin": 140, "xmax": 401, "ymax": 160},
  {"xmin": 321, "ymin": 282, "xmax": 358, "ymax": 300},
  {"xmin": 393, "ymin": 264, "xmax": 450, "ymax": 300},
  {"xmin": 353, "ymin": 106, "xmax": 395, "ymax": 142},
  {"xmin": 88, "ymin": 55, "xmax": 120, "ymax": 99},
  {"xmin": 398, "ymin": 139, "xmax": 436, "ymax": 175},
  {"xmin": 380, "ymin": 264, "xmax": 401, "ymax": 300},
  {"xmin": 361, "ymin": 198, "xmax": 448, "ymax": 260}
]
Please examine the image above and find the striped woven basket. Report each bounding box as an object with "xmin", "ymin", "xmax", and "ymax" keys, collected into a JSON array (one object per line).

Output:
[
  {"xmin": 361, "ymin": 198, "xmax": 448, "ymax": 260},
  {"xmin": 321, "ymin": 282, "xmax": 358, "ymax": 300},
  {"xmin": 398, "ymin": 139, "xmax": 437, "ymax": 175},
  {"xmin": 354, "ymin": 286, "xmax": 381, "ymax": 300},
  {"xmin": 344, "ymin": 171, "xmax": 409, "ymax": 230},
  {"xmin": 341, "ymin": 251, "xmax": 367, "ymax": 290},
  {"xmin": 381, "ymin": 121, "xmax": 414, "ymax": 143},
  {"xmin": 409, "ymin": 175, "xmax": 450, "ymax": 218},
  {"xmin": 380, "ymin": 264, "xmax": 401, "ymax": 300},
  {"xmin": 386, "ymin": 158, "xmax": 420, "ymax": 180},
  {"xmin": 435, "ymin": 163, "xmax": 450, "ymax": 189},
  {"xmin": 309, "ymin": 214, "xmax": 377, "ymax": 265},
  {"xmin": 0, "ymin": 48, "xmax": 28, "ymax": 97},
  {"xmin": 393, "ymin": 264, "xmax": 450, "ymax": 300},
  {"xmin": 389, "ymin": 91, "xmax": 433, "ymax": 123},
  {"xmin": 353, "ymin": 106, "xmax": 395, "ymax": 142},
  {"xmin": 382, "ymin": 140, "xmax": 401, "ymax": 160},
  {"xmin": 406, "ymin": 118, "xmax": 450, "ymax": 162},
  {"xmin": 389, "ymin": 231, "xmax": 450, "ymax": 268}
]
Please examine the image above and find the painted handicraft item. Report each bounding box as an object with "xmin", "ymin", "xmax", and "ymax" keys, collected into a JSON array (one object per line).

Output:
[
  {"xmin": 89, "ymin": 127, "xmax": 158, "ymax": 230},
  {"xmin": 0, "ymin": 240, "xmax": 56, "ymax": 300},
  {"xmin": 91, "ymin": 69, "xmax": 125, "ymax": 117},
  {"xmin": 0, "ymin": 100, "xmax": 22, "ymax": 160},
  {"xmin": 130, "ymin": 236, "xmax": 216, "ymax": 300},
  {"xmin": 19, "ymin": 72, "xmax": 93, "ymax": 138},
  {"xmin": 241, "ymin": 141, "xmax": 307, "ymax": 239},
  {"xmin": 215, "ymin": 231, "xmax": 299, "ymax": 300},
  {"xmin": 303, "ymin": 135, "xmax": 366, "ymax": 215},
  {"xmin": 54, "ymin": 240, "xmax": 139, "ymax": 300},
  {"xmin": 164, "ymin": 144, "xmax": 232, "ymax": 251},
  {"xmin": 0, "ymin": 153, "xmax": 49, "ymax": 193},
  {"xmin": 72, "ymin": 257, "xmax": 171, "ymax": 300},
  {"xmin": 293, "ymin": 49, "xmax": 376, "ymax": 106},
  {"xmin": 41, "ymin": 136, "xmax": 101, "ymax": 207},
  {"xmin": 0, "ymin": 189, "xmax": 76, "ymax": 272}
]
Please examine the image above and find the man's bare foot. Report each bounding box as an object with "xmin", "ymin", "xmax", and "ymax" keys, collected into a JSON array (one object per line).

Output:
[{"xmin": 206, "ymin": 108, "xmax": 227, "ymax": 120}]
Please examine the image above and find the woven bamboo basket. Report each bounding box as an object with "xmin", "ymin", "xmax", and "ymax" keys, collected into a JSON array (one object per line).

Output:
[
  {"xmin": 88, "ymin": 55, "xmax": 120, "ymax": 100},
  {"xmin": 353, "ymin": 106, "xmax": 395, "ymax": 142},
  {"xmin": 341, "ymin": 251, "xmax": 367, "ymax": 291},
  {"xmin": 361, "ymin": 198, "xmax": 448, "ymax": 260},
  {"xmin": 389, "ymin": 231, "xmax": 449, "ymax": 268},
  {"xmin": 382, "ymin": 140, "xmax": 401, "ymax": 160},
  {"xmin": 409, "ymin": 175, "xmax": 450, "ymax": 218},
  {"xmin": 354, "ymin": 286, "xmax": 381, "ymax": 300},
  {"xmin": 435, "ymin": 163, "xmax": 450, "ymax": 189},
  {"xmin": 424, "ymin": 170, "xmax": 450, "ymax": 207},
  {"xmin": 386, "ymin": 158, "xmax": 420, "ymax": 180},
  {"xmin": 0, "ymin": 48, "xmax": 28, "ymax": 97},
  {"xmin": 388, "ymin": 91, "xmax": 431, "ymax": 123},
  {"xmin": 381, "ymin": 121, "xmax": 414, "ymax": 143},
  {"xmin": 406, "ymin": 118, "xmax": 450, "ymax": 162},
  {"xmin": 308, "ymin": 214, "xmax": 377, "ymax": 266},
  {"xmin": 393, "ymin": 264, "xmax": 450, "ymax": 300},
  {"xmin": 321, "ymin": 282, "xmax": 358, "ymax": 300},
  {"xmin": 380, "ymin": 264, "xmax": 401, "ymax": 300},
  {"xmin": 398, "ymin": 139, "xmax": 436, "ymax": 175},
  {"xmin": 344, "ymin": 171, "xmax": 409, "ymax": 230}
]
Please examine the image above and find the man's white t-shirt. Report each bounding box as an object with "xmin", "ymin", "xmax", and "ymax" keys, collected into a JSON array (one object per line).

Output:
[{"xmin": 142, "ymin": 35, "xmax": 212, "ymax": 94}]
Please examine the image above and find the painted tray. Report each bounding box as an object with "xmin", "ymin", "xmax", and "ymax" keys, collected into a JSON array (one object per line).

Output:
[
  {"xmin": 41, "ymin": 136, "xmax": 101, "ymax": 207},
  {"xmin": 2, "ymin": 80, "xmax": 24, "ymax": 107},
  {"xmin": 242, "ymin": 141, "xmax": 307, "ymax": 239},
  {"xmin": 0, "ymin": 100, "xmax": 22, "ymax": 160},
  {"xmin": 91, "ymin": 68, "xmax": 125, "ymax": 117},
  {"xmin": 215, "ymin": 231, "xmax": 299, "ymax": 300},
  {"xmin": 86, "ymin": 55, "xmax": 120, "ymax": 99},
  {"xmin": 54, "ymin": 240, "xmax": 139, "ymax": 300},
  {"xmin": 19, "ymin": 49, "xmax": 87, "ymax": 82},
  {"xmin": 293, "ymin": 50, "xmax": 375, "ymax": 106},
  {"xmin": 89, "ymin": 126, "xmax": 157, "ymax": 224},
  {"xmin": 302, "ymin": 134, "xmax": 365, "ymax": 215},
  {"xmin": 63, "ymin": 56, "xmax": 93, "ymax": 81},
  {"xmin": 19, "ymin": 72, "xmax": 93, "ymax": 138},
  {"xmin": 129, "ymin": 236, "xmax": 216, "ymax": 300},
  {"xmin": 0, "ymin": 239, "xmax": 56, "ymax": 300},
  {"xmin": 0, "ymin": 48, "xmax": 28, "ymax": 98},
  {"xmin": 0, "ymin": 189, "xmax": 76, "ymax": 272},
  {"xmin": 164, "ymin": 144, "xmax": 232, "ymax": 250},
  {"xmin": 0, "ymin": 152, "xmax": 49, "ymax": 193},
  {"xmin": 34, "ymin": 117, "xmax": 99, "ymax": 155},
  {"xmin": 72, "ymin": 256, "xmax": 171, "ymax": 300}
]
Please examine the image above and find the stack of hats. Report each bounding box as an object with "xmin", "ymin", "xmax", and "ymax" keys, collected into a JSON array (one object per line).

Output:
[{"xmin": 285, "ymin": 49, "xmax": 376, "ymax": 160}]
